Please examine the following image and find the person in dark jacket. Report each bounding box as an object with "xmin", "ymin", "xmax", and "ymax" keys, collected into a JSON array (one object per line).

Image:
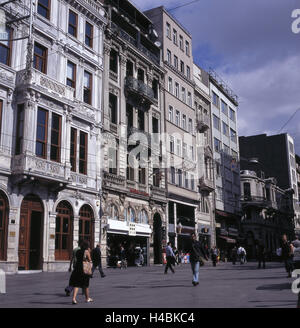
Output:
[
  {"xmin": 91, "ymin": 244, "xmax": 106, "ymax": 278},
  {"xmin": 281, "ymin": 234, "xmax": 294, "ymax": 278},
  {"xmin": 188, "ymin": 233, "xmax": 208, "ymax": 286},
  {"xmin": 256, "ymin": 240, "xmax": 266, "ymax": 269},
  {"xmin": 231, "ymin": 246, "xmax": 238, "ymax": 265}
]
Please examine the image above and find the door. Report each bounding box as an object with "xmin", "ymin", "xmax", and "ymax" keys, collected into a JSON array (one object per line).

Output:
[
  {"xmin": 18, "ymin": 195, "xmax": 44, "ymax": 270},
  {"xmin": 153, "ymin": 213, "xmax": 162, "ymax": 264}
]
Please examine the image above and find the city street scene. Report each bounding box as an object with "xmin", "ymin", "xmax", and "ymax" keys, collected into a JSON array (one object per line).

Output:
[{"xmin": 0, "ymin": 0, "xmax": 300, "ymax": 311}]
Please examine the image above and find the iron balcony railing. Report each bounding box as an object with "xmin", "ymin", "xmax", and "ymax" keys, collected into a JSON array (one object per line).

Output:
[{"xmin": 125, "ymin": 76, "xmax": 156, "ymax": 104}]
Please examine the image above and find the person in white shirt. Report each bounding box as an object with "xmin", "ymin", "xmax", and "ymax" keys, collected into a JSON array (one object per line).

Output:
[
  {"xmin": 237, "ymin": 246, "xmax": 247, "ymax": 264},
  {"xmin": 164, "ymin": 242, "xmax": 176, "ymax": 274}
]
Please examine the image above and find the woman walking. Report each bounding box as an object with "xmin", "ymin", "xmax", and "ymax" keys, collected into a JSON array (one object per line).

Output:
[{"xmin": 69, "ymin": 240, "xmax": 93, "ymax": 304}]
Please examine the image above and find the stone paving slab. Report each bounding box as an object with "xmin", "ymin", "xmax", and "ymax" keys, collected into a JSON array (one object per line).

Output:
[{"xmin": 0, "ymin": 261, "xmax": 298, "ymax": 308}]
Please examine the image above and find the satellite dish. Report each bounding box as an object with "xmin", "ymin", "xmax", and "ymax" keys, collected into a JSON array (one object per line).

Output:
[{"xmin": 154, "ymin": 41, "xmax": 161, "ymax": 48}]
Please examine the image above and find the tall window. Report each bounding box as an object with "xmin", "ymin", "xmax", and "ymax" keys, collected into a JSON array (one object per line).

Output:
[
  {"xmin": 176, "ymin": 139, "xmax": 181, "ymax": 156},
  {"xmin": 66, "ymin": 61, "xmax": 76, "ymax": 89},
  {"xmin": 173, "ymin": 29, "xmax": 178, "ymax": 44},
  {"xmin": 221, "ymin": 100, "xmax": 228, "ymax": 115},
  {"xmin": 138, "ymin": 110, "xmax": 144, "ymax": 131},
  {"xmin": 15, "ymin": 104, "xmax": 25, "ymax": 155},
  {"xmin": 33, "ymin": 43, "xmax": 47, "ymax": 73},
  {"xmin": 175, "ymin": 110, "xmax": 180, "ymax": 126},
  {"xmin": 214, "ymin": 137, "xmax": 221, "ymax": 152},
  {"xmin": 174, "ymin": 55, "xmax": 178, "ymax": 69},
  {"xmin": 182, "ymin": 142, "xmax": 187, "ymax": 157},
  {"xmin": 109, "ymin": 205, "xmax": 118, "ymax": 220},
  {"xmin": 70, "ymin": 128, "xmax": 77, "ymax": 172},
  {"xmin": 180, "ymin": 60, "xmax": 184, "ymax": 74},
  {"xmin": 188, "ymin": 118, "xmax": 193, "ymax": 134},
  {"xmin": 175, "ymin": 82, "xmax": 179, "ymax": 98},
  {"xmin": 170, "ymin": 136, "xmax": 174, "ymax": 153},
  {"xmin": 185, "ymin": 41, "xmax": 190, "ymax": 56},
  {"xmin": 167, "ymin": 49, "xmax": 171, "ymax": 64},
  {"xmin": 139, "ymin": 210, "xmax": 148, "ymax": 224},
  {"xmin": 187, "ymin": 66, "xmax": 191, "ymax": 79},
  {"xmin": 168, "ymin": 106, "xmax": 173, "ymax": 122},
  {"xmin": 83, "ymin": 71, "xmax": 92, "ymax": 105},
  {"xmin": 179, "ymin": 35, "xmax": 183, "ymax": 50},
  {"xmin": 68, "ymin": 10, "xmax": 78, "ymax": 37},
  {"xmin": 182, "ymin": 114, "xmax": 186, "ymax": 130},
  {"xmin": 126, "ymin": 103, "xmax": 133, "ymax": 128},
  {"xmin": 110, "ymin": 49, "xmax": 118, "ymax": 73},
  {"xmin": 127, "ymin": 154, "xmax": 134, "ymax": 181},
  {"xmin": 188, "ymin": 92, "xmax": 192, "ymax": 107},
  {"xmin": 55, "ymin": 201, "xmax": 73, "ymax": 261},
  {"xmin": 166, "ymin": 22, "xmax": 171, "ymax": 38},
  {"xmin": 36, "ymin": 108, "xmax": 48, "ymax": 158},
  {"xmin": 85, "ymin": 22, "xmax": 93, "ymax": 48},
  {"xmin": 153, "ymin": 168, "xmax": 160, "ymax": 187},
  {"xmin": 244, "ymin": 183, "xmax": 251, "ymax": 198},
  {"xmin": 222, "ymin": 122, "xmax": 229, "ymax": 137},
  {"xmin": 0, "ymin": 27, "xmax": 12, "ymax": 66},
  {"xmin": 181, "ymin": 87, "xmax": 186, "ymax": 102},
  {"xmin": 178, "ymin": 169, "xmax": 182, "ymax": 187},
  {"xmin": 79, "ymin": 205, "xmax": 94, "ymax": 245},
  {"xmin": 168, "ymin": 77, "xmax": 173, "ymax": 93},
  {"xmin": 50, "ymin": 113, "xmax": 61, "ymax": 162},
  {"xmin": 213, "ymin": 114, "xmax": 220, "ymax": 131},
  {"xmin": 109, "ymin": 93, "xmax": 118, "ymax": 124},
  {"xmin": 230, "ymin": 129, "xmax": 237, "ymax": 143},
  {"xmin": 171, "ymin": 166, "xmax": 175, "ymax": 184},
  {"xmin": 37, "ymin": 0, "xmax": 51, "ymax": 19},
  {"xmin": 108, "ymin": 141, "xmax": 118, "ymax": 175},
  {"xmin": 212, "ymin": 91, "xmax": 219, "ymax": 108},
  {"xmin": 138, "ymin": 166, "xmax": 146, "ymax": 184},
  {"xmin": 230, "ymin": 108, "xmax": 236, "ymax": 122},
  {"xmin": 79, "ymin": 131, "xmax": 87, "ymax": 175},
  {"xmin": 184, "ymin": 172, "xmax": 189, "ymax": 188}
]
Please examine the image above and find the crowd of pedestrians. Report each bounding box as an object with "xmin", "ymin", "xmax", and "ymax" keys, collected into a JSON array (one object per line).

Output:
[{"xmin": 65, "ymin": 232, "xmax": 300, "ymax": 304}]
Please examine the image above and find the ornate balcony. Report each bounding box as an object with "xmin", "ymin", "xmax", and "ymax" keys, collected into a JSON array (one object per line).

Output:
[
  {"xmin": 16, "ymin": 68, "xmax": 75, "ymax": 101},
  {"xmin": 125, "ymin": 76, "xmax": 157, "ymax": 107},
  {"xmin": 240, "ymin": 196, "xmax": 271, "ymax": 209},
  {"xmin": 198, "ymin": 176, "xmax": 214, "ymax": 193},
  {"xmin": 103, "ymin": 171, "xmax": 126, "ymax": 188},
  {"xmin": 151, "ymin": 186, "xmax": 166, "ymax": 198},
  {"xmin": 196, "ymin": 115, "xmax": 210, "ymax": 133}
]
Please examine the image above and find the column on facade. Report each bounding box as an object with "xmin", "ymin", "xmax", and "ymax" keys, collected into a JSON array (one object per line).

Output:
[
  {"xmin": 6, "ymin": 207, "xmax": 19, "ymax": 263},
  {"xmin": 23, "ymin": 97, "xmax": 36, "ymax": 155},
  {"xmin": 48, "ymin": 211, "xmax": 57, "ymax": 263},
  {"xmin": 174, "ymin": 202, "xmax": 177, "ymax": 248},
  {"xmin": 73, "ymin": 215, "xmax": 80, "ymax": 249}
]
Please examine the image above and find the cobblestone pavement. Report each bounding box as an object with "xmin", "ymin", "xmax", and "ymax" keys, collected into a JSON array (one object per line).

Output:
[{"xmin": 0, "ymin": 261, "xmax": 298, "ymax": 308}]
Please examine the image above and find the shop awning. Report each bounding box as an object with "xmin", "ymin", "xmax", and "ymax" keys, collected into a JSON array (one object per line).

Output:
[{"xmin": 218, "ymin": 236, "xmax": 236, "ymax": 244}]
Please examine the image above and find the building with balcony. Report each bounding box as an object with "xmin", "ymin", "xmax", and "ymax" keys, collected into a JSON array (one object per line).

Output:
[
  {"xmin": 239, "ymin": 133, "xmax": 300, "ymax": 236},
  {"xmin": 100, "ymin": 0, "xmax": 166, "ymax": 266},
  {"xmin": 209, "ymin": 69, "xmax": 241, "ymax": 256},
  {"xmin": 145, "ymin": 7, "xmax": 213, "ymax": 253},
  {"xmin": 240, "ymin": 170, "xmax": 295, "ymax": 259},
  {"xmin": 0, "ymin": 0, "xmax": 106, "ymax": 273}
]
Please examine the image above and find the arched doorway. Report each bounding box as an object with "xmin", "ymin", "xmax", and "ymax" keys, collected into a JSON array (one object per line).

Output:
[
  {"xmin": 153, "ymin": 213, "xmax": 162, "ymax": 264},
  {"xmin": 55, "ymin": 201, "xmax": 73, "ymax": 261},
  {"xmin": 79, "ymin": 205, "xmax": 94, "ymax": 248},
  {"xmin": 0, "ymin": 191, "xmax": 9, "ymax": 261},
  {"xmin": 18, "ymin": 194, "xmax": 44, "ymax": 270}
]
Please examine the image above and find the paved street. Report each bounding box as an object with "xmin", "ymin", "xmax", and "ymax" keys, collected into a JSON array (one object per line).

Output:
[{"xmin": 0, "ymin": 261, "xmax": 298, "ymax": 308}]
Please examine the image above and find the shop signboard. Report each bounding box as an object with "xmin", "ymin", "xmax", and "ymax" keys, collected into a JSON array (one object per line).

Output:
[{"xmin": 129, "ymin": 222, "xmax": 136, "ymax": 236}]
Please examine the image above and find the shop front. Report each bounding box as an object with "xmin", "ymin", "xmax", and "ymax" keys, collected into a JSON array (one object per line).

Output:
[{"xmin": 106, "ymin": 219, "xmax": 151, "ymax": 267}]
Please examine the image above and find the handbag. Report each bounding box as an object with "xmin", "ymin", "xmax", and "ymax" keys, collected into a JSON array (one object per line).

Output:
[{"xmin": 82, "ymin": 250, "xmax": 93, "ymax": 276}]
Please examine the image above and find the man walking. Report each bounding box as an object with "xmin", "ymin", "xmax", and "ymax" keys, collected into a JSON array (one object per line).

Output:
[
  {"xmin": 256, "ymin": 240, "xmax": 266, "ymax": 269},
  {"xmin": 231, "ymin": 246, "xmax": 238, "ymax": 265},
  {"xmin": 164, "ymin": 242, "xmax": 176, "ymax": 274},
  {"xmin": 188, "ymin": 233, "xmax": 208, "ymax": 286},
  {"xmin": 211, "ymin": 246, "xmax": 218, "ymax": 267},
  {"xmin": 91, "ymin": 244, "xmax": 106, "ymax": 278},
  {"xmin": 281, "ymin": 234, "xmax": 294, "ymax": 278}
]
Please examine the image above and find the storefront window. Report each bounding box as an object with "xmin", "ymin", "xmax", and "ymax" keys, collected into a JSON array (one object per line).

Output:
[
  {"xmin": 109, "ymin": 204, "xmax": 118, "ymax": 220},
  {"xmin": 124, "ymin": 207, "xmax": 135, "ymax": 222},
  {"xmin": 139, "ymin": 210, "xmax": 148, "ymax": 224}
]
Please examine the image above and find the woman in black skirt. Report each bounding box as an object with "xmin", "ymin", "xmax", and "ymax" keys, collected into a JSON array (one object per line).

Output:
[{"xmin": 69, "ymin": 240, "xmax": 93, "ymax": 304}]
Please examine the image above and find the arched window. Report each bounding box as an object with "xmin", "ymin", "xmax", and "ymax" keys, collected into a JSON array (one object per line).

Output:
[
  {"xmin": 124, "ymin": 207, "xmax": 135, "ymax": 222},
  {"xmin": 0, "ymin": 192, "xmax": 8, "ymax": 261},
  {"xmin": 139, "ymin": 209, "xmax": 148, "ymax": 224},
  {"xmin": 109, "ymin": 204, "xmax": 118, "ymax": 220},
  {"xmin": 79, "ymin": 205, "xmax": 94, "ymax": 247},
  {"xmin": 55, "ymin": 201, "xmax": 73, "ymax": 261}
]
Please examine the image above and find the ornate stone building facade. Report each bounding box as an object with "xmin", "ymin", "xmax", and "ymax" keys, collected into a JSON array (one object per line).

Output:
[
  {"xmin": 0, "ymin": 0, "xmax": 106, "ymax": 272},
  {"xmin": 100, "ymin": 0, "xmax": 166, "ymax": 266}
]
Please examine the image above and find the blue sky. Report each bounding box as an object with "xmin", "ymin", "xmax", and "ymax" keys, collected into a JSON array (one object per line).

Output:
[{"xmin": 133, "ymin": 0, "xmax": 300, "ymax": 154}]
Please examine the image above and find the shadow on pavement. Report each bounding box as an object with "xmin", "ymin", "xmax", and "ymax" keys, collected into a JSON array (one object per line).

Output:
[{"xmin": 256, "ymin": 283, "xmax": 291, "ymax": 291}]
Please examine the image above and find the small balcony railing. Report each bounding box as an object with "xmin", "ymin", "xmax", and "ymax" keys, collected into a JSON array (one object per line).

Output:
[
  {"xmin": 198, "ymin": 176, "xmax": 214, "ymax": 193},
  {"xmin": 196, "ymin": 115, "xmax": 210, "ymax": 133},
  {"xmin": 125, "ymin": 76, "xmax": 157, "ymax": 105}
]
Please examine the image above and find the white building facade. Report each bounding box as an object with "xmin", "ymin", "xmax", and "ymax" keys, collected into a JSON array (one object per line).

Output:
[{"xmin": 0, "ymin": 0, "xmax": 106, "ymax": 273}]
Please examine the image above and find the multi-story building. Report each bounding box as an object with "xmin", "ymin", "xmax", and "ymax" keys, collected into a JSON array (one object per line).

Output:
[
  {"xmin": 209, "ymin": 69, "xmax": 241, "ymax": 256},
  {"xmin": 240, "ymin": 170, "xmax": 294, "ymax": 259},
  {"xmin": 145, "ymin": 6, "xmax": 196, "ymax": 252},
  {"xmin": 0, "ymin": 0, "xmax": 106, "ymax": 273},
  {"xmin": 100, "ymin": 0, "xmax": 166, "ymax": 266},
  {"xmin": 193, "ymin": 64, "xmax": 215, "ymax": 247},
  {"xmin": 297, "ymin": 155, "xmax": 300, "ymax": 223},
  {"xmin": 239, "ymin": 133, "xmax": 300, "ymax": 236},
  {"xmin": 145, "ymin": 6, "xmax": 215, "ymax": 252}
]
